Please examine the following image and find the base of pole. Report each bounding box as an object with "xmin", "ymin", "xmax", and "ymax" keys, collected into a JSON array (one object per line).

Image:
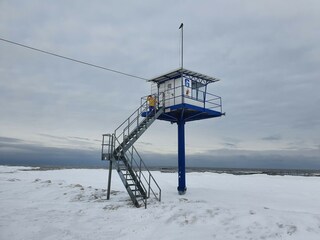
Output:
[
  {"xmin": 107, "ymin": 160, "xmax": 113, "ymax": 200},
  {"xmin": 177, "ymin": 187, "xmax": 187, "ymax": 195}
]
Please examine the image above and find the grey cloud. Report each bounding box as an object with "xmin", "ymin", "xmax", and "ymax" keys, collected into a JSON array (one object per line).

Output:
[
  {"xmin": 0, "ymin": 136, "xmax": 102, "ymax": 168},
  {"xmin": 222, "ymin": 142, "xmax": 238, "ymax": 148},
  {"xmin": 1, "ymin": 0, "xmax": 320, "ymax": 169},
  {"xmin": 68, "ymin": 136, "xmax": 91, "ymax": 141},
  {"xmin": 136, "ymin": 141, "xmax": 153, "ymax": 146},
  {"xmin": 1, "ymin": 136, "xmax": 319, "ymax": 170},
  {"xmin": 220, "ymin": 137, "xmax": 241, "ymax": 148},
  {"xmin": 139, "ymin": 148, "xmax": 320, "ymax": 170},
  {"xmin": 39, "ymin": 133, "xmax": 97, "ymax": 143},
  {"xmin": 0, "ymin": 136, "xmax": 23, "ymax": 144},
  {"xmin": 36, "ymin": 133, "xmax": 100, "ymax": 150},
  {"xmin": 261, "ymin": 135, "xmax": 282, "ymax": 141},
  {"xmin": 38, "ymin": 134, "xmax": 68, "ymax": 141}
]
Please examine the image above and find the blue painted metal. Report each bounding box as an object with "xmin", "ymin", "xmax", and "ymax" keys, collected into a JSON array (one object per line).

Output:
[
  {"xmin": 147, "ymin": 68, "xmax": 224, "ymax": 195},
  {"xmin": 177, "ymin": 119, "xmax": 186, "ymax": 194},
  {"xmin": 157, "ymin": 103, "xmax": 223, "ymax": 123}
]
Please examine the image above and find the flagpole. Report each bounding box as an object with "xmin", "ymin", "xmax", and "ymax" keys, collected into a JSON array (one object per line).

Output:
[{"xmin": 179, "ymin": 23, "xmax": 184, "ymax": 69}]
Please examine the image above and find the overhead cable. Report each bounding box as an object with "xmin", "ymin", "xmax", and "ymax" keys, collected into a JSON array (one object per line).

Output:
[{"xmin": 0, "ymin": 37, "xmax": 148, "ymax": 81}]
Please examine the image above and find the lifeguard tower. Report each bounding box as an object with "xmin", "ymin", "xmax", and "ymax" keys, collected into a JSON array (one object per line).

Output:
[
  {"xmin": 101, "ymin": 67, "xmax": 223, "ymax": 208},
  {"xmin": 149, "ymin": 68, "xmax": 223, "ymax": 194}
]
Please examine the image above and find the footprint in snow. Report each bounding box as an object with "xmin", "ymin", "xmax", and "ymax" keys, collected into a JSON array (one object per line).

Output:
[{"xmin": 7, "ymin": 178, "xmax": 21, "ymax": 182}]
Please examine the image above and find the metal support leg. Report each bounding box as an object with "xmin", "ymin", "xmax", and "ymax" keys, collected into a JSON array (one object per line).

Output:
[
  {"xmin": 177, "ymin": 120, "xmax": 187, "ymax": 194},
  {"xmin": 107, "ymin": 160, "xmax": 113, "ymax": 200}
]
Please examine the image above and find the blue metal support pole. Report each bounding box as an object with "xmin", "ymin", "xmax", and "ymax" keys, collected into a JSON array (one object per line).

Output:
[{"xmin": 177, "ymin": 119, "xmax": 187, "ymax": 194}]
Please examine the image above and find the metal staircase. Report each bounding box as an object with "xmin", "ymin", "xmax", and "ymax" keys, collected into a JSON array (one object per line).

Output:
[{"xmin": 101, "ymin": 98, "xmax": 163, "ymax": 208}]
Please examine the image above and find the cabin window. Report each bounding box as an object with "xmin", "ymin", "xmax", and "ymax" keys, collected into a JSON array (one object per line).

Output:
[{"xmin": 191, "ymin": 82, "xmax": 205, "ymax": 101}]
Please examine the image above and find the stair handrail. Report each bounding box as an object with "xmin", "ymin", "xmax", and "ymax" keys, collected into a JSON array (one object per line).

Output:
[
  {"xmin": 114, "ymin": 96, "xmax": 164, "ymax": 150},
  {"xmin": 114, "ymin": 100, "xmax": 149, "ymax": 143},
  {"xmin": 103, "ymin": 96, "xmax": 164, "ymax": 207},
  {"xmin": 130, "ymin": 144, "xmax": 162, "ymax": 201},
  {"xmin": 113, "ymin": 131, "xmax": 162, "ymax": 202},
  {"xmin": 101, "ymin": 133, "xmax": 114, "ymax": 160}
]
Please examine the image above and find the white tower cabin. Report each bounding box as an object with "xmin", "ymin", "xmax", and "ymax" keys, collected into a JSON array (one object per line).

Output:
[{"xmin": 148, "ymin": 68, "xmax": 223, "ymax": 122}]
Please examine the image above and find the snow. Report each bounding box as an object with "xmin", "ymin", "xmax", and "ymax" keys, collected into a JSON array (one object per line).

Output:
[{"xmin": 1, "ymin": 165, "xmax": 320, "ymax": 240}]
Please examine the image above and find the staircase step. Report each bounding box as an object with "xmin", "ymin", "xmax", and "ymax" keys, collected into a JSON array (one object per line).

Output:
[
  {"xmin": 105, "ymin": 105, "xmax": 164, "ymax": 208},
  {"xmin": 124, "ymin": 177, "xmax": 134, "ymax": 181},
  {"xmin": 124, "ymin": 178, "xmax": 134, "ymax": 181},
  {"xmin": 135, "ymin": 195, "xmax": 146, "ymax": 199},
  {"xmin": 126, "ymin": 178, "xmax": 135, "ymax": 182},
  {"xmin": 130, "ymin": 188, "xmax": 142, "ymax": 192}
]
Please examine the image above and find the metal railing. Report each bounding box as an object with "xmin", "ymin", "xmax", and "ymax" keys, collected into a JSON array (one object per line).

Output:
[
  {"xmin": 114, "ymin": 95, "xmax": 162, "ymax": 146},
  {"xmin": 102, "ymin": 98, "xmax": 163, "ymax": 207},
  {"xmin": 147, "ymin": 85, "xmax": 222, "ymax": 113},
  {"xmin": 102, "ymin": 132, "xmax": 161, "ymax": 208},
  {"xmin": 101, "ymin": 134, "xmax": 114, "ymax": 160},
  {"xmin": 114, "ymin": 135, "xmax": 161, "ymax": 202}
]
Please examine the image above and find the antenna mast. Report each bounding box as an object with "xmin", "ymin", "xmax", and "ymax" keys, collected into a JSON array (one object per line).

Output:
[{"xmin": 179, "ymin": 23, "xmax": 184, "ymax": 69}]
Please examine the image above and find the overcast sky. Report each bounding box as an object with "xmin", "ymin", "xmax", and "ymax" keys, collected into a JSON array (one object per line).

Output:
[{"xmin": 0, "ymin": 0, "xmax": 319, "ymax": 169}]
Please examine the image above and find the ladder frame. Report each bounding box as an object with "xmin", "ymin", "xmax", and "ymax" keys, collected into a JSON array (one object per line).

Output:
[{"xmin": 102, "ymin": 97, "xmax": 163, "ymax": 208}]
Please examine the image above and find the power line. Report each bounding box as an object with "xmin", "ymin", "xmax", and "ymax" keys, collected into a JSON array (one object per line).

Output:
[{"xmin": 0, "ymin": 37, "xmax": 148, "ymax": 81}]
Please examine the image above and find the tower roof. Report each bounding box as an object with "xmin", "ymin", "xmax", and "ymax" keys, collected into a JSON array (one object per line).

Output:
[{"xmin": 148, "ymin": 68, "xmax": 220, "ymax": 85}]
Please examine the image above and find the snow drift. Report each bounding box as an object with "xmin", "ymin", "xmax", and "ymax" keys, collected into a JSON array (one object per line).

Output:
[{"xmin": 1, "ymin": 166, "xmax": 320, "ymax": 240}]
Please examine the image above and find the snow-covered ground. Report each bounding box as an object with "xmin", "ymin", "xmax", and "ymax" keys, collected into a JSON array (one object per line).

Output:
[{"xmin": 1, "ymin": 165, "xmax": 320, "ymax": 240}]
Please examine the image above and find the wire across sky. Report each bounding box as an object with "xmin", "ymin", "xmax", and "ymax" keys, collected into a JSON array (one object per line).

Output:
[{"xmin": 0, "ymin": 37, "xmax": 148, "ymax": 81}]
